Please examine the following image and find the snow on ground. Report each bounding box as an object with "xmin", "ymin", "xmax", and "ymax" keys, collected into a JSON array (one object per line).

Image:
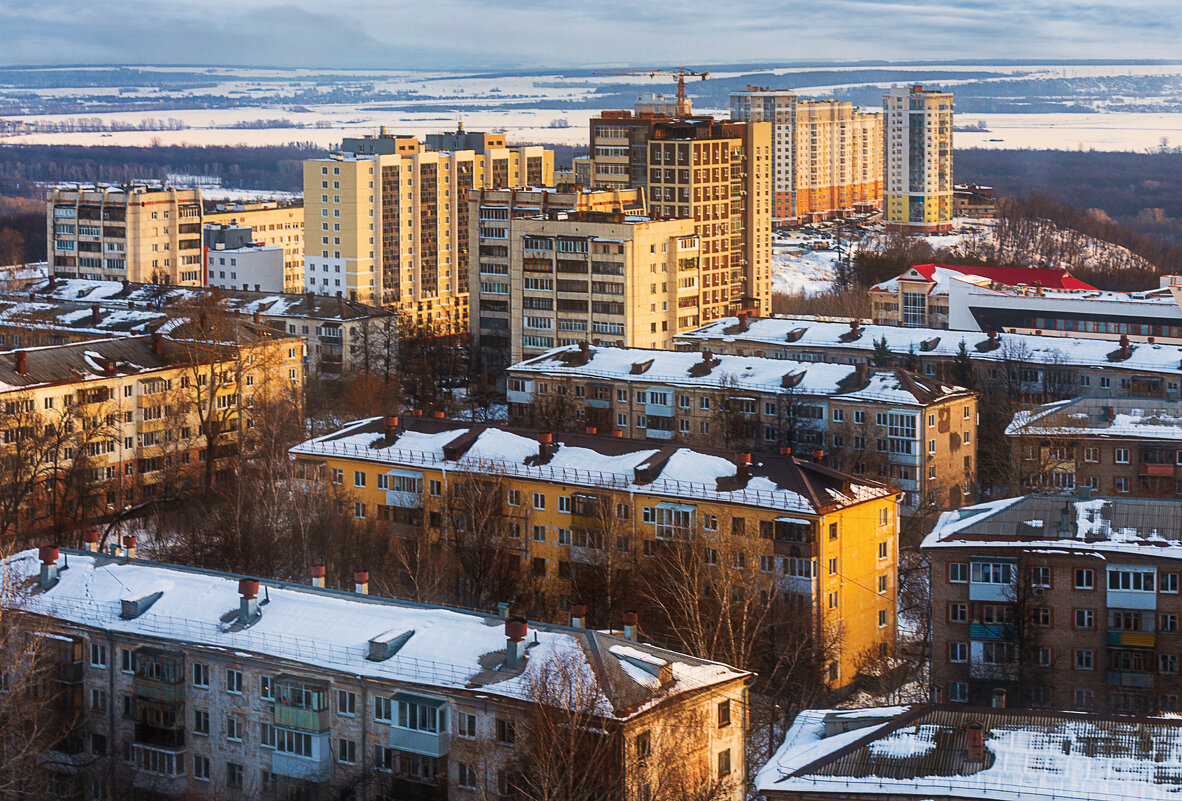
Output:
[{"xmin": 772, "ymin": 237, "xmax": 844, "ymax": 296}]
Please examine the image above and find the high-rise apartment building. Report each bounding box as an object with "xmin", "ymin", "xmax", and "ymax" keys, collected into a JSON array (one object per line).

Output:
[
  {"xmin": 730, "ymin": 88, "xmax": 882, "ymax": 225},
  {"xmin": 588, "ymin": 113, "xmax": 773, "ymax": 321},
  {"xmin": 303, "ymin": 130, "xmax": 554, "ymax": 329},
  {"xmin": 48, "ymin": 184, "xmax": 204, "ymax": 285},
  {"xmin": 883, "ymin": 85, "xmax": 954, "ymax": 233}
]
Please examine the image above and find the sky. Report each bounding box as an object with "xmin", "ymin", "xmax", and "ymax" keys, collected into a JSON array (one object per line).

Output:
[{"xmin": 1, "ymin": 0, "xmax": 1181, "ymax": 69}]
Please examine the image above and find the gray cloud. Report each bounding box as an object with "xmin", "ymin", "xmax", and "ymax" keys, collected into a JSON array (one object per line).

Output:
[{"xmin": 0, "ymin": 0, "xmax": 1179, "ymax": 68}]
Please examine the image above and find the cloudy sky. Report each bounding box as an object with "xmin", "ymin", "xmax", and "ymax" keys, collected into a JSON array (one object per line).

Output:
[{"xmin": 1, "ymin": 0, "xmax": 1179, "ymax": 69}]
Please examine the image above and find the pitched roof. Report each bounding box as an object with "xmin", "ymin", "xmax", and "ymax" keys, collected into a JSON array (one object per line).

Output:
[
  {"xmin": 758, "ymin": 703, "xmax": 1182, "ymax": 800},
  {"xmin": 872, "ymin": 263, "xmax": 1098, "ymax": 294},
  {"xmin": 1006, "ymin": 397, "xmax": 1182, "ymax": 442}
]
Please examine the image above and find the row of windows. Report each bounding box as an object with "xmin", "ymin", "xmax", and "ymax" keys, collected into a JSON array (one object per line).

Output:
[{"xmin": 948, "ymin": 562, "xmax": 1175, "ymax": 593}]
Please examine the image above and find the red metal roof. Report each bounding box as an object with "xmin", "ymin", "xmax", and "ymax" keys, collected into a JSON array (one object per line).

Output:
[{"xmin": 909, "ymin": 263, "xmax": 1098, "ymax": 290}]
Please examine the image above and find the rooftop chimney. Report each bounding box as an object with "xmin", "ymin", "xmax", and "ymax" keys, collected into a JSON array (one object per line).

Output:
[
  {"xmin": 238, "ymin": 578, "xmax": 260, "ymax": 624},
  {"xmin": 38, "ymin": 546, "xmax": 60, "ymax": 590},
  {"xmin": 812, "ymin": 449, "xmax": 825, "ymax": 464},
  {"xmin": 91, "ymin": 304, "xmax": 101, "ymax": 324},
  {"xmin": 354, "ymin": 571, "xmax": 369, "ymax": 595},
  {"xmin": 992, "ymin": 688, "xmax": 1006, "ymax": 709},
  {"xmin": 83, "ymin": 530, "xmax": 99, "ymax": 552},
  {"xmin": 735, "ymin": 452, "xmax": 752, "ymax": 482},
  {"xmin": 252, "ymin": 310, "xmax": 261, "ymax": 324},
  {"xmin": 966, "ymin": 722, "xmax": 985, "ymax": 763},
  {"xmin": 570, "ymin": 603, "xmax": 587, "ymax": 629},
  {"xmin": 538, "ymin": 432, "xmax": 554, "ymax": 458},
  {"xmin": 1119, "ymin": 334, "xmax": 1131, "ymax": 360},
  {"xmin": 856, "ymin": 363, "xmax": 868, "ymax": 383},
  {"xmin": 497, "ymin": 602, "xmax": 511, "ymax": 619},
  {"xmin": 14, "ymin": 350, "xmax": 27, "ymax": 375},
  {"xmin": 384, "ymin": 415, "xmax": 400, "ymax": 439},
  {"xmin": 585, "ymin": 426, "xmax": 597, "ymax": 435},
  {"xmin": 505, "ymin": 617, "xmax": 528, "ymax": 669},
  {"xmin": 122, "ymin": 535, "xmax": 136, "ymax": 559},
  {"xmin": 310, "ymin": 564, "xmax": 326, "ymax": 588},
  {"xmin": 578, "ymin": 340, "xmax": 590, "ymax": 363},
  {"xmin": 738, "ymin": 312, "xmax": 749, "ymax": 332},
  {"xmin": 151, "ymin": 332, "xmax": 163, "ymax": 357},
  {"xmin": 622, "ymin": 610, "xmax": 639, "ymax": 641}
]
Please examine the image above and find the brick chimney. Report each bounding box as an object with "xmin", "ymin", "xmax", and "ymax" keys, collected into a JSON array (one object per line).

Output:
[
  {"xmin": 578, "ymin": 340, "xmax": 590, "ymax": 364},
  {"xmin": 354, "ymin": 571, "xmax": 369, "ymax": 595},
  {"xmin": 570, "ymin": 603, "xmax": 587, "ymax": 629},
  {"xmin": 83, "ymin": 530, "xmax": 99, "ymax": 552},
  {"xmin": 856, "ymin": 362, "xmax": 868, "ymax": 383},
  {"xmin": 122, "ymin": 535, "xmax": 136, "ymax": 559},
  {"xmin": 965, "ymin": 722, "xmax": 985, "ymax": 763},
  {"xmin": 14, "ymin": 350, "xmax": 27, "ymax": 375},
  {"xmin": 505, "ymin": 617, "xmax": 528, "ymax": 669},
  {"xmin": 238, "ymin": 579, "xmax": 260, "ymax": 624},
  {"xmin": 310, "ymin": 564, "xmax": 326, "ymax": 588},
  {"xmin": 1119, "ymin": 334, "xmax": 1131, "ymax": 360},
  {"xmin": 738, "ymin": 312, "xmax": 749, "ymax": 332},
  {"xmin": 91, "ymin": 303, "xmax": 101, "ymax": 324},
  {"xmin": 151, "ymin": 332, "xmax": 163, "ymax": 357},
  {"xmin": 252, "ymin": 310, "xmax": 261, "ymax": 324},
  {"xmin": 38, "ymin": 546, "xmax": 60, "ymax": 590},
  {"xmin": 622, "ymin": 610, "xmax": 639, "ymax": 641}
]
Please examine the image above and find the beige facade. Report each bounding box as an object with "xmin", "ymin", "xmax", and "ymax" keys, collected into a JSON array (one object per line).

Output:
[
  {"xmin": 730, "ymin": 88, "xmax": 882, "ymax": 224},
  {"xmin": 883, "ymin": 85, "xmax": 954, "ymax": 233},
  {"xmin": 303, "ymin": 134, "xmax": 554, "ymax": 329},
  {"xmin": 204, "ymin": 201, "xmax": 304, "ymax": 292},
  {"xmin": 48, "ymin": 184, "xmax": 204, "ymax": 285},
  {"xmin": 588, "ymin": 114, "xmax": 773, "ymax": 319}
]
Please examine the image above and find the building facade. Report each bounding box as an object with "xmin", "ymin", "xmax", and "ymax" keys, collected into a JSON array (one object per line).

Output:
[
  {"xmin": 588, "ymin": 113, "xmax": 773, "ymax": 319},
  {"xmin": 505, "ymin": 344, "xmax": 977, "ymax": 514},
  {"xmin": 290, "ymin": 416, "xmax": 900, "ymax": 687},
  {"xmin": 204, "ymin": 201, "xmax": 304, "ymax": 292},
  {"xmin": 8, "ymin": 546, "xmax": 749, "ymax": 801},
  {"xmin": 204, "ymin": 223, "xmax": 285, "ymax": 293},
  {"xmin": 303, "ymin": 131, "xmax": 554, "ymax": 327},
  {"xmin": 925, "ymin": 493, "xmax": 1182, "ymax": 715},
  {"xmin": 674, "ymin": 316, "xmax": 1182, "ymax": 402},
  {"xmin": 883, "ymin": 85, "xmax": 953, "ymax": 233},
  {"xmin": 730, "ymin": 88, "xmax": 882, "ymax": 225},
  {"xmin": 48, "ymin": 185, "xmax": 204, "ymax": 285},
  {"xmin": 1006, "ymin": 397, "xmax": 1182, "ymax": 497}
]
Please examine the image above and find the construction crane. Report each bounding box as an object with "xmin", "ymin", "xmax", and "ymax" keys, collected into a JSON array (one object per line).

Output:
[{"xmin": 592, "ymin": 67, "xmax": 709, "ymax": 117}]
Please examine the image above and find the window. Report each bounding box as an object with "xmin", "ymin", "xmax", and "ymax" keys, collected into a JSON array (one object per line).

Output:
[
  {"xmin": 533, "ymin": 492, "xmax": 546, "ymax": 510},
  {"xmin": 717, "ymin": 748, "xmax": 731, "ymax": 778},
  {"xmin": 458, "ymin": 712, "xmax": 477, "ymax": 738},
  {"xmin": 1031, "ymin": 566, "xmax": 1051, "ymax": 588},
  {"xmin": 878, "ymin": 574, "xmax": 889, "ymax": 594},
  {"xmin": 226, "ymin": 762, "xmax": 243, "ymax": 789},
  {"xmin": 1109, "ymin": 567, "xmax": 1155, "ymax": 592},
  {"xmin": 1037, "ymin": 647, "xmax": 1053, "ymax": 667},
  {"xmin": 949, "ymin": 603, "xmax": 968, "ymax": 623},
  {"xmin": 717, "ymin": 699, "xmax": 731, "ymax": 727},
  {"xmin": 90, "ymin": 688, "xmax": 107, "ymax": 711},
  {"xmin": 949, "ymin": 642, "xmax": 968, "ymax": 663},
  {"xmin": 829, "ymin": 523, "xmax": 838, "ymax": 540},
  {"xmin": 193, "ymin": 662, "xmax": 209, "ymax": 687},
  {"xmin": 1164, "ymin": 613, "xmax": 1179, "ymax": 633},
  {"xmin": 1074, "ymin": 568, "xmax": 1095, "ymax": 590},
  {"xmin": 354, "ymin": 470, "xmax": 366, "ymax": 487},
  {"xmin": 1074, "ymin": 650, "xmax": 1094, "ymax": 670},
  {"xmin": 1074, "ymin": 689, "xmax": 1094, "ymax": 710},
  {"xmin": 429, "ymin": 480, "xmax": 442, "ymax": 497},
  {"xmin": 398, "ymin": 699, "xmax": 445, "ymax": 733},
  {"xmin": 375, "ymin": 696, "xmax": 393, "ymax": 722},
  {"xmin": 878, "ymin": 609, "xmax": 889, "ymax": 628},
  {"xmin": 226, "ymin": 669, "xmax": 243, "ymax": 694},
  {"xmin": 1033, "ymin": 607, "xmax": 1051, "ymax": 627},
  {"xmin": 194, "ymin": 755, "xmax": 210, "ymax": 781},
  {"xmin": 879, "ymin": 541, "xmax": 889, "ymax": 560},
  {"xmin": 338, "ymin": 689, "xmax": 356, "ymax": 716},
  {"xmin": 496, "ymin": 717, "xmax": 515, "ymax": 745},
  {"xmin": 194, "ymin": 709, "xmax": 209, "ymax": 735},
  {"xmin": 89, "ymin": 643, "xmax": 107, "ymax": 668},
  {"xmin": 950, "ymin": 682, "xmax": 968, "ymax": 703},
  {"xmin": 226, "ymin": 714, "xmax": 242, "ymax": 741},
  {"xmin": 1161, "ymin": 654, "xmax": 1179, "ymax": 675},
  {"xmin": 558, "ymin": 495, "xmax": 571, "ymax": 513},
  {"xmin": 1115, "ymin": 448, "xmax": 1130, "ymax": 464},
  {"xmin": 948, "ymin": 562, "xmax": 968, "ymax": 583},
  {"xmin": 260, "ymin": 676, "xmax": 273, "ymax": 700},
  {"xmin": 338, "ymin": 738, "xmax": 357, "ymax": 764},
  {"xmin": 970, "ymin": 562, "xmax": 1014, "ymax": 584},
  {"xmin": 1163, "ymin": 573, "xmax": 1180, "ymax": 594},
  {"xmin": 533, "ymin": 525, "xmax": 546, "ymax": 542},
  {"xmin": 507, "ymin": 489, "xmax": 521, "ymax": 506},
  {"xmin": 1075, "ymin": 609, "xmax": 1095, "ymax": 629},
  {"xmin": 121, "ymin": 649, "xmax": 133, "ymax": 673},
  {"xmin": 458, "ymin": 762, "xmax": 478, "ymax": 789}
]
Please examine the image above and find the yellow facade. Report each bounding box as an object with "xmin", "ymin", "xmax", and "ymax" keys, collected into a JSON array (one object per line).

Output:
[
  {"xmin": 292, "ymin": 419, "xmax": 899, "ymax": 689},
  {"xmin": 883, "ymin": 85, "xmax": 954, "ymax": 233},
  {"xmin": 204, "ymin": 202, "xmax": 305, "ymax": 292}
]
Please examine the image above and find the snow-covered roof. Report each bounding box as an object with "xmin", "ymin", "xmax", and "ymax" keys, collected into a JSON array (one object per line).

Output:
[
  {"xmin": 676, "ymin": 316, "xmax": 1182, "ymax": 376},
  {"xmin": 869, "ymin": 263, "xmax": 1097, "ymax": 295},
  {"xmin": 1007, "ymin": 397, "xmax": 1182, "ymax": 442},
  {"xmin": 758, "ymin": 704, "xmax": 1182, "ymax": 800},
  {"xmin": 509, "ymin": 345, "xmax": 972, "ymax": 407},
  {"xmin": 7, "ymin": 548, "xmax": 746, "ymax": 719},
  {"xmin": 922, "ymin": 494, "xmax": 1182, "ymax": 562},
  {"xmin": 290, "ymin": 417, "xmax": 896, "ymax": 515}
]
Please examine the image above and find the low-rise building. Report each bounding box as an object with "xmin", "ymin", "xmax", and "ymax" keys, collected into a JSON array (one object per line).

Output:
[
  {"xmin": 203, "ymin": 200, "xmax": 304, "ymax": 291},
  {"xmin": 6, "ymin": 546, "xmax": 748, "ymax": 801},
  {"xmin": 506, "ymin": 343, "xmax": 977, "ymax": 513},
  {"xmin": 290, "ymin": 416, "xmax": 900, "ymax": 688},
  {"xmin": 952, "ymin": 183, "xmax": 996, "ymax": 218},
  {"xmin": 204, "ymin": 223, "xmax": 285, "ymax": 293},
  {"xmin": 758, "ymin": 703, "xmax": 1180, "ymax": 800},
  {"xmin": 1006, "ymin": 397, "xmax": 1182, "ymax": 497},
  {"xmin": 675, "ymin": 315, "xmax": 1182, "ymax": 400},
  {"xmin": 869, "ymin": 263, "xmax": 1182, "ymax": 342},
  {"xmin": 924, "ymin": 492, "xmax": 1182, "ymax": 715},
  {"xmin": 6, "ymin": 276, "xmax": 396, "ymax": 376}
]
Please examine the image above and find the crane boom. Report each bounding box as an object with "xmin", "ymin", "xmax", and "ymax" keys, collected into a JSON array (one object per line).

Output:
[{"xmin": 592, "ymin": 67, "xmax": 709, "ymax": 117}]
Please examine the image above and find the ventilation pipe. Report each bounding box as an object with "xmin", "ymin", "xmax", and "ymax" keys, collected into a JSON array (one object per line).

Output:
[
  {"xmin": 122, "ymin": 535, "xmax": 136, "ymax": 560},
  {"xmin": 992, "ymin": 688, "xmax": 1006, "ymax": 709},
  {"xmin": 354, "ymin": 571, "xmax": 370, "ymax": 595},
  {"xmin": 238, "ymin": 579, "xmax": 260, "ymax": 624},
  {"xmin": 384, "ymin": 415, "xmax": 400, "ymax": 439},
  {"xmin": 570, "ymin": 603, "xmax": 587, "ymax": 629},
  {"xmin": 311, "ymin": 564, "xmax": 326, "ymax": 588},
  {"xmin": 83, "ymin": 530, "xmax": 99, "ymax": 553},
  {"xmin": 505, "ymin": 617, "xmax": 528, "ymax": 669},
  {"xmin": 622, "ymin": 610, "xmax": 639, "ymax": 641},
  {"xmin": 39, "ymin": 546, "xmax": 60, "ymax": 590}
]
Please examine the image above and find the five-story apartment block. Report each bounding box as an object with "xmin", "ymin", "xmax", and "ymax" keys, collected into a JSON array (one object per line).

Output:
[{"xmin": 925, "ymin": 492, "xmax": 1182, "ymax": 715}]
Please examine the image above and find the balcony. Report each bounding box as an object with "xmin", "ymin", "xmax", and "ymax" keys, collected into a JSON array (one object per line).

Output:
[
  {"xmin": 272, "ymin": 734, "xmax": 332, "ymax": 782},
  {"xmin": 1107, "ymin": 631, "xmax": 1157, "ymax": 648},
  {"xmin": 646, "ymin": 428, "xmax": 675, "ymax": 440},
  {"xmin": 390, "ymin": 726, "xmax": 449, "ymax": 757},
  {"xmin": 968, "ymin": 581, "xmax": 1011, "ymax": 603},
  {"xmin": 273, "ymin": 676, "xmax": 330, "ymax": 732},
  {"xmin": 1107, "ymin": 670, "xmax": 1152, "ymax": 688},
  {"xmin": 274, "ymin": 704, "xmax": 331, "ymax": 733},
  {"xmin": 970, "ymin": 623, "xmax": 1016, "ymax": 641},
  {"xmin": 134, "ymin": 677, "xmax": 186, "ymax": 703},
  {"xmin": 135, "ymin": 722, "xmax": 186, "ymax": 749},
  {"xmin": 1139, "ymin": 463, "xmax": 1175, "ymax": 477}
]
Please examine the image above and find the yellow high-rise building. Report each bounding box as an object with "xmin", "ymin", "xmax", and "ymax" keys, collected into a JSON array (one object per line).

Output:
[
  {"xmin": 883, "ymin": 85, "xmax": 954, "ymax": 233},
  {"xmin": 303, "ymin": 131, "xmax": 554, "ymax": 330}
]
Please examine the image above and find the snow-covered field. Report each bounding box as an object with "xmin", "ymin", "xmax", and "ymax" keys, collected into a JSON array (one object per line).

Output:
[{"xmin": 772, "ymin": 236, "xmax": 845, "ymax": 296}]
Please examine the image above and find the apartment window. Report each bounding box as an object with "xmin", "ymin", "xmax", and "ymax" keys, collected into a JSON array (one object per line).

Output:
[
  {"xmin": 717, "ymin": 748, "xmax": 731, "ymax": 778},
  {"xmin": 1033, "ymin": 607, "xmax": 1051, "ymax": 627},
  {"xmin": 1083, "ymin": 447, "xmax": 1099, "ymax": 463},
  {"xmin": 1075, "ymin": 568, "xmax": 1095, "ymax": 590},
  {"xmin": 260, "ymin": 676, "xmax": 273, "ymax": 700},
  {"xmin": 354, "ymin": 502, "xmax": 366, "ymax": 519},
  {"xmin": 338, "ymin": 689, "xmax": 356, "ymax": 716},
  {"xmin": 1163, "ymin": 573, "xmax": 1180, "ymax": 594},
  {"xmin": 226, "ymin": 762, "xmax": 243, "ymax": 789},
  {"xmin": 878, "ymin": 609, "xmax": 889, "ymax": 627},
  {"xmin": 507, "ymin": 489, "xmax": 521, "ymax": 506},
  {"xmin": 950, "ymin": 682, "xmax": 968, "ymax": 703},
  {"xmin": 354, "ymin": 470, "xmax": 366, "ymax": 487},
  {"xmin": 878, "ymin": 541, "xmax": 889, "ymax": 560},
  {"xmin": 338, "ymin": 738, "xmax": 357, "ymax": 764},
  {"xmin": 948, "ymin": 562, "xmax": 968, "ymax": 583},
  {"xmin": 457, "ymin": 762, "xmax": 478, "ymax": 789},
  {"xmin": 878, "ymin": 574, "xmax": 889, "ymax": 594},
  {"xmin": 194, "ymin": 709, "xmax": 209, "ymax": 735},
  {"xmin": 949, "ymin": 642, "xmax": 968, "ymax": 663},
  {"xmin": 89, "ymin": 643, "xmax": 107, "ymax": 668},
  {"xmin": 458, "ymin": 712, "xmax": 477, "ymax": 738},
  {"xmin": 970, "ymin": 562, "xmax": 1013, "ymax": 584},
  {"xmin": 949, "ymin": 603, "xmax": 968, "ymax": 623},
  {"xmin": 829, "ymin": 522, "xmax": 838, "ymax": 540},
  {"xmin": 226, "ymin": 714, "xmax": 242, "ymax": 741},
  {"xmin": 1075, "ymin": 609, "xmax": 1095, "ymax": 629},
  {"xmin": 717, "ymin": 699, "xmax": 731, "ymax": 727},
  {"xmin": 1074, "ymin": 689, "xmax": 1094, "ymax": 710},
  {"xmin": 429, "ymin": 480, "xmax": 442, "ymax": 497},
  {"xmin": 827, "ymin": 591, "xmax": 838, "ymax": 609},
  {"xmin": 193, "ymin": 662, "xmax": 209, "ymax": 687},
  {"xmin": 533, "ymin": 492, "xmax": 545, "ymax": 510},
  {"xmin": 1075, "ymin": 650, "xmax": 1095, "ymax": 670},
  {"xmin": 1161, "ymin": 654, "xmax": 1179, "ymax": 674},
  {"xmin": 1115, "ymin": 448, "xmax": 1130, "ymax": 464},
  {"xmin": 194, "ymin": 755, "xmax": 210, "ymax": 781},
  {"xmin": 496, "ymin": 718, "xmax": 516, "ymax": 745},
  {"xmin": 226, "ymin": 669, "xmax": 243, "ymax": 694},
  {"xmin": 1031, "ymin": 566, "xmax": 1052, "ymax": 588},
  {"xmin": 1164, "ymin": 614, "xmax": 1180, "ymax": 633},
  {"xmin": 90, "ymin": 688, "xmax": 107, "ymax": 712},
  {"xmin": 1109, "ymin": 567, "xmax": 1155, "ymax": 592},
  {"xmin": 533, "ymin": 525, "xmax": 546, "ymax": 542}
]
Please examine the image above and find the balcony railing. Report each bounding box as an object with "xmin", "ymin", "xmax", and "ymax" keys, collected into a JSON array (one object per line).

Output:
[
  {"xmin": 274, "ymin": 704, "xmax": 330, "ymax": 733},
  {"xmin": 134, "ymin": 677, "xmax": 186, "ymax": 703},
  {"xmin": 1106, "ymin": 670, "xmax": 1152, "ymax": 688},
  {"xmin": 970, "ymin": 623, "xmax": 1016, "ymax": 640},
  {"xmin": 1106, "ymin": 631, "xmax": 1156, "ymax": 648}
]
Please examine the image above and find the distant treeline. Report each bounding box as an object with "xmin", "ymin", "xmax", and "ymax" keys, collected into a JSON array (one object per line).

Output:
[
  {"xmin": 956, "ymin": 148, "xmax": 1182, "ymax": 244},
  {"xmin": 0, "ymin": 143, "xmax": 326, "ymax": 196}
]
